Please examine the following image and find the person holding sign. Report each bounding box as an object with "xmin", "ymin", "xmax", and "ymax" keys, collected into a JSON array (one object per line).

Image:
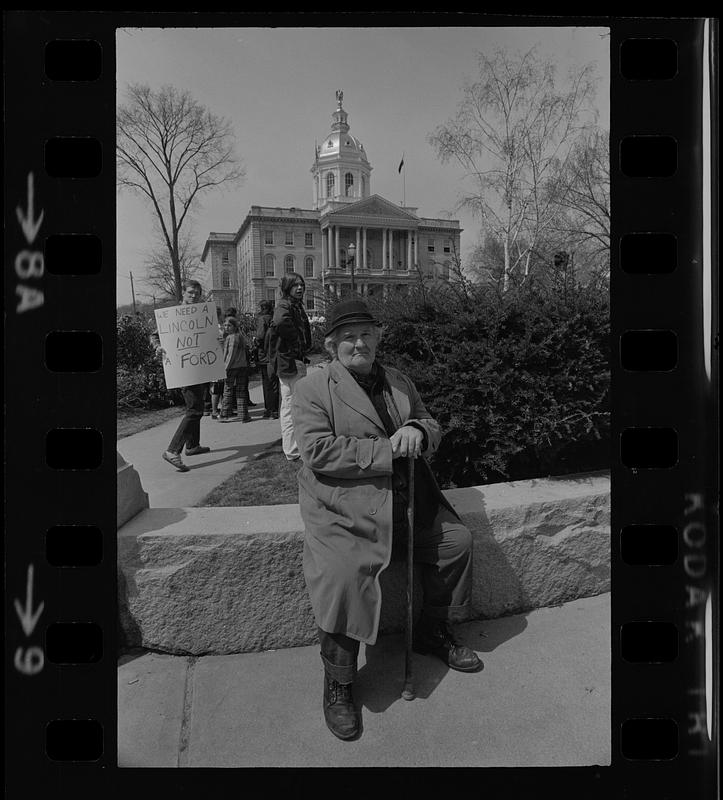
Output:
[{"xmin": 153, "ymin": 280, "xmax": 221, "ymax": 472}]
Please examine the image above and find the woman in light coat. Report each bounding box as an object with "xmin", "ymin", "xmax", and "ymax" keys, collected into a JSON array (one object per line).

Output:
[{"xmin": 292, "ymin": 300, "xmax": 482, "ymax": 741}]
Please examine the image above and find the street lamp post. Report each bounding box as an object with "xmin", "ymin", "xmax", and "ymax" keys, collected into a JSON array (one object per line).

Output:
[{"xmin": 347, "ymin": 242, "xmax": 356, "ymax": 295}]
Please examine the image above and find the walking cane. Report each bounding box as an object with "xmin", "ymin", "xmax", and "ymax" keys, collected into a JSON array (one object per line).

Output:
[{"xmin": 401, "ymin": 454, "xmax": 416, "ymax": 701}]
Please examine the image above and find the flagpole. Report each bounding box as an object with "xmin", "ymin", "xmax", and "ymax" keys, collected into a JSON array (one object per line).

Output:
[{"xmin": 400, "ymin": 151, "xmax": 406, "ymax": 207}]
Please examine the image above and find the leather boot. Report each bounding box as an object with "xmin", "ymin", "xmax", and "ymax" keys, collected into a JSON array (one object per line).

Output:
[
  {"xmin": 323, "ymin": 674, "xmax": 361, "ymax": 740},
  {"xmin": 413, "ymin": 617, "xmax": 484, "ymax": 673}
]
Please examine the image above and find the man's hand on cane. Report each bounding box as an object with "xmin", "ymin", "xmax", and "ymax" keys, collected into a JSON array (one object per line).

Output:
[{"xmin": 390, "ymin": 425, "xmax": 423, "ymax": 459}]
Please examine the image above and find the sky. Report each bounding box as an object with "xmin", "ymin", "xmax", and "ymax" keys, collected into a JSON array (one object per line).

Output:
[{"xmin": 116, "ymin": 25, "xmax": 609, "ymax": 306}]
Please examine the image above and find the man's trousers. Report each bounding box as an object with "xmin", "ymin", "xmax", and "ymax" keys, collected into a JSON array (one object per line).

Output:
[
  {"xmin": 167, "ymin": 384, "xmax": 206, "ymax": 454},
  {"xmin": 319, "ymin": 504, "xmax": 473, "ymax": 674}
]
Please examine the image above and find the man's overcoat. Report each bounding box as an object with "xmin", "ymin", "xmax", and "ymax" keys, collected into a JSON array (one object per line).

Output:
[{"xmin": 292, "ymin": 359, "xmax": 453, "ymax": 645}]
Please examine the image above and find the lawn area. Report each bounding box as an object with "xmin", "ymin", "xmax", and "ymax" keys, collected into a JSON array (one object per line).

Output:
[
  {"xmin": 200, "ymin": 441, "xmax": 301, "ymax": 507},
  {"xmin": 117, "ymin": 405, "xmax": 184, "ymax": 439}
]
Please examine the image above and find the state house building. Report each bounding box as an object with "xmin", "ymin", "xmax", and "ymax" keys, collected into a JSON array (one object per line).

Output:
[{"xmin": 202, "ymin": 92, "xmax": 462, "ymax": 315}]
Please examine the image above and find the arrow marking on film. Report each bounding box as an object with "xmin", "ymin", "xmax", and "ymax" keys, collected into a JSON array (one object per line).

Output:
[
  {"xmin": 16, "ymin": 172, "xmax": 44, "ymax": 245},
  {"xmin": 14, "ymin": 564, "xmax": 44, "ymax": 638}
]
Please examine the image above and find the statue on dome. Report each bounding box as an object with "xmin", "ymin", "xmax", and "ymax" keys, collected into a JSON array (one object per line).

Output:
[{"xmin": 335, "ymin": 89, "xmax": 343, "ymax": 106}]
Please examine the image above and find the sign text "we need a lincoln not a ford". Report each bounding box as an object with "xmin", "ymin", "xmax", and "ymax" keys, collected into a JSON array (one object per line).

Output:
[{"xmin": 154, "ymin": 302, "xmax": 225, "ymax": 389}]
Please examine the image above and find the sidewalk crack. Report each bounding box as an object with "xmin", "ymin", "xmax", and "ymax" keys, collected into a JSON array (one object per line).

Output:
[{"xmin": 177, "ymin": 656, "xmax": 198, "ymax": 767}]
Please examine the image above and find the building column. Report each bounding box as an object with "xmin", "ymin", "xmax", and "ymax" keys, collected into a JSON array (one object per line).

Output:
[
  {"xmin": 335, "ymin": 226, "xmax": 340, "ymax": 271},
  {"xmin": 407, "ymin": 229, "xmax": 413, "ymax": 270},
  {"xmin": 322, "ymin": 228, "xmax": 327, "ymax": 271},
  {"xmin": 414, "ymin": 231, "xmax": 418, "ymax": 267},
  {"xmin": 362, "ymin": 227, "xmax": 367, "ymax": 269},
  {"xmin": 355, "ymin": 227, "xmax": 361, "ymax": 271},
  {"xmin": 382, "ymin": 229, "xmax": 387, "ymax": 270}
]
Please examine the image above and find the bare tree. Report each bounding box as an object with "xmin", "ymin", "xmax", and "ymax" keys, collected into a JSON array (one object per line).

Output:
[
  {"xmin": 117, "ymin": 83, "xmax": 244, "ymax": 300},
  {"xmin": 142, "ymin": 227, "xmax": 203, "ymax": 301},
  {"xmin": 427, "ymin": 237, "xmax": 475, "ymax": 300},
  {"xmin": 553, "ymin": 129, "xmax": 610, "ymax": 259},
  {"xmin": 429, "ymin": 48, "xmax": 598, "ymax": 291}
]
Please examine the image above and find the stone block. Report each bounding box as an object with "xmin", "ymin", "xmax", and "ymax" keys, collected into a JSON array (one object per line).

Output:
[
  {"xmin": 118, "ymin": 472, "xmax": 609, "ymax": 655},
  {"xmin": 117, "ymin": 451, "xmax": 149, "ymax": 529}
]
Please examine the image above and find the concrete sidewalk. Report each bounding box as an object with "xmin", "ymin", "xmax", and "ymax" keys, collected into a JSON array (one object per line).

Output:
[
  {"xmin": 118, "ymin": 592, "xmax": 611, "ymax": 768},
  {"xmin": 117, "ymin": 380, "xmax": 283, "ymax": 508}
]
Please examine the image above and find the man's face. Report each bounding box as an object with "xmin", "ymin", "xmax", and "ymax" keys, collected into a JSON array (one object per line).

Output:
[
  {"xmin": 290, "ymin": 281, "xmax": 305, "ymax": 301},
  {"xmin": 183, "ymin": 285, "xmax": 201, "ymax": 304},
  {"xmin": 336, "ymin": 323, "xmax": 378, "ymax": 375}
]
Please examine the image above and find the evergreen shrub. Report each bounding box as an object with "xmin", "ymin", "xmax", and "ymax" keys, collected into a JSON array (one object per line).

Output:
[
  {"xmin": 368, "ymin": 280, "xmax": 610, "ymax": 488},
  {"xmin": 116, "ymin": 314, "xmax": 183, "ymax": 409},
  {"xmin": 308, "ymin": 318, "xmax": 328, "ymax": 355}
]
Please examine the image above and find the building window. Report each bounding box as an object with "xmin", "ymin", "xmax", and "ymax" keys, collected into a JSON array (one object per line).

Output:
[
  {"xmin": 266, "ymin": 288, "xmax": 275, "ymax": 303},
  {"xmin": 304, "ymin": 256, "xmax": 314, "ymax": 278},
  {"xmin": 305, "ymin": 294, "xmax": 315, "ymax": 311},
  {"xmin": 443, "ymin": 241, "xmax": 451, "ymax": 253},
  {"xmin": 221, "ymin": 270, "xmax": 230, "ymax": 288},
  {"xmin": 305, "ymin": 232, "xmax": 313, "ymax": 247},
  {"xmin": 265, "ymin": 230, "xmax": 274, "ymax": 245},
  {"xmin": 284, "ymin": 255, "xmax": 295, "ymax": 273},
  {"xmin": 339, "ymin": 248, "xmax": 346, "ymax": 270},
  {"xmin": 264, "ymin": 254, "xmax": 275, "ymax": 277},
  {"xmin": 326, "ymin": 172, "xmax": 335, "ymax": 197},
  {"xmin": 427, "ymin": 239, "xmax": 435, "ymax": 252},
  {"xmin": 345, "ymin": 172, "xmax": 354, "ymax": 196},
  {"xmin": 285, "ymin": 231, "xmax": 294, "ymax": 246},
  {"xmin": 222, "ymin": 249, "xmax": 229, "ymax": 263}
]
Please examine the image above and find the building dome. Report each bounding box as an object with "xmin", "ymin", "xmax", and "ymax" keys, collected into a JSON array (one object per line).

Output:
[
  {"xmin": 318, "ymin": 130, "xmax": 367, "ymax": 161},
  {"xmin": 312, "ymin": 90, "xmax": 372, "ymax": 209}
]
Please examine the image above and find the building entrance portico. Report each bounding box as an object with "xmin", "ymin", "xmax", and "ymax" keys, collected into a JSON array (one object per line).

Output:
[{"xmin": 320, "ymin": 194, "xmax": 423, "ymax": 296}]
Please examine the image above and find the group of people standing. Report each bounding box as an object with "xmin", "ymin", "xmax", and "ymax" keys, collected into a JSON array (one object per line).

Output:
[{"xmin": 158, "ymin": 272, "xmax": 312, "ymax": 472}]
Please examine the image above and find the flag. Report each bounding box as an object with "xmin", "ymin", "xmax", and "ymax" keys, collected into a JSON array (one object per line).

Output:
[{"xmin": 398, "ymin": 155, "xmax": 404, "ymax": 173}]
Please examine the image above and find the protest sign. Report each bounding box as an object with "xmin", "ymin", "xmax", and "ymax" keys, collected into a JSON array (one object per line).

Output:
[{"xmin": 154, "ymin": 302, "xmax": 225, "ymax": 389}]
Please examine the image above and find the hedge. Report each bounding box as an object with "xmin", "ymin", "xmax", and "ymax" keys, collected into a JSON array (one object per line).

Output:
[
  {"xmin": 117, "ymin": 314, "xmax": 183, "ymax": 410},
  {"xmin": 365, "ymin": 279, "xmax": 610, "ymax": 488}
]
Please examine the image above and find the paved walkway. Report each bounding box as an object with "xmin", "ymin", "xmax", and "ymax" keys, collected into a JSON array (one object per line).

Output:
[
  {"xmin": 117, "ymin": 379, "xmax": 286, "ymax": 508},
  {"xmin": 118, "ymin": 592, "xmax": 611, "ymax": 768}
]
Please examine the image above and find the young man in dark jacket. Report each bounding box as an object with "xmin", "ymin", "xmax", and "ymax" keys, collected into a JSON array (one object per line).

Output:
[
  {"xmin": 267, "ymin": 273, "xmax": 312, "ymax": 460},
  {"xmin": 255, "ymin": 300, "xmax": 279, "ymax": 419}
]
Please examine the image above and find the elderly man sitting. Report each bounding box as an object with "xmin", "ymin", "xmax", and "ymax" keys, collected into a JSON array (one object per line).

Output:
[{"xmin": 292, "ymin": 299, "xmax": 483, "ymax": 742}]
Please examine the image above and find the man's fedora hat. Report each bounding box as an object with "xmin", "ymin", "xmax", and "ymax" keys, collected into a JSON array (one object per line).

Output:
[{"xmin": 324, "ymin": 300, "xmax": 380, "ymax": 336}]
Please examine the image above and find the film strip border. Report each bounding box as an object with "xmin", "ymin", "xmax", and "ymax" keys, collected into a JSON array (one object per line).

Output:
[
  {"xmin": 3, "ymin": 13, "xmax": 718, "ymax": 796},
  {"xmin": 5, "ymin": 12, "xmax": 117, "ymax": 779},
  {"xmin": 611, "ymin": 19, "xmax": 718, "ymax": 798}
]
